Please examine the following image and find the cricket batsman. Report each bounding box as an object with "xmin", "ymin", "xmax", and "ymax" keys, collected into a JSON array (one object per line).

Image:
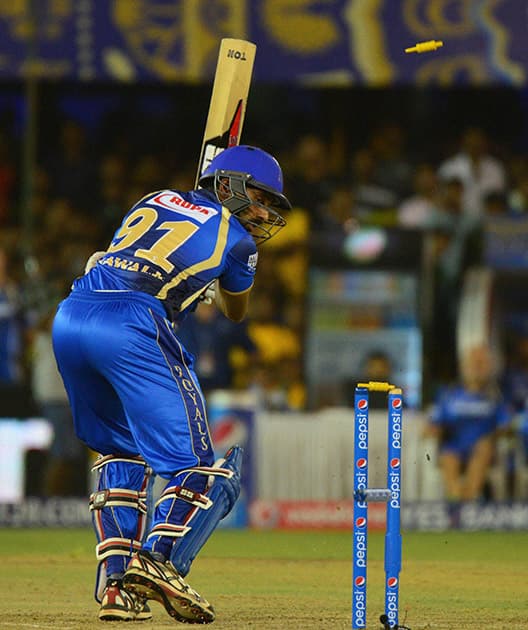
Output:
[{"xmin": 52, "ymin": 146, "xmax": 290, "ymax": 623}]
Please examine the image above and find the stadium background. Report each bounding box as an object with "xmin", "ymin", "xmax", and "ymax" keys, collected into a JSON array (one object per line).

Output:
[
  {"xmin": 2, "ymin": 2, "xmax": 528, "ymax": 628},
  {"xmin": 1, "ymin": 1, "xmax": 528, "ymax": 528}
]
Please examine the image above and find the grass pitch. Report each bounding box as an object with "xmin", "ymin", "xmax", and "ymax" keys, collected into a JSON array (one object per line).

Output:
[{"xmin": 0, "ymin": 528, "xmax": 527, "ymax": 629}]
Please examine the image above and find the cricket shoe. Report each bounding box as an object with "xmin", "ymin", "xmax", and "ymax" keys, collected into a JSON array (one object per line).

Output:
[
  {"xmin": 98, "ymin": 577, "xmax": 152, "ymax": 621},
  {"xmin": 123, "ymin": 550, "xmax": 215, "ymax": 624}
]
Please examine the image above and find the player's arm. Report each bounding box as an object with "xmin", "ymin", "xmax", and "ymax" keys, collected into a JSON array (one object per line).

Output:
[
  {"xmin": 214, "ymin": 237, "xmax": 256, "ymax": 322},
  {"xmin": 215, "ymin": 282, "xmax": 251, "ymax": 322}
]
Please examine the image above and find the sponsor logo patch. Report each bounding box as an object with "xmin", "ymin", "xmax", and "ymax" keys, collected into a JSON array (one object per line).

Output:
[
  {"xmin": 248, "ymin": 252, "xmax": 258, "ymax": 271},
  {"xmin": 354, "ymin": 576, "xmax": 366, "ymax": 588},
  {"xmin": 149, "ymin": 191, "xmax": 217, "ymax": 223}
]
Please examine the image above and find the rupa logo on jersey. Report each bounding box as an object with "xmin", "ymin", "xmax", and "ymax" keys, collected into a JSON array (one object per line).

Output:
[{"xmin": 149, "ymin": 191, "xmax": 218, "ymax": 223}]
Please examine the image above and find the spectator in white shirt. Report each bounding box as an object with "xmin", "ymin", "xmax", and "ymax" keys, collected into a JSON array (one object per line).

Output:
[
  {"xmin": 398, "ymin": 163, "xmax": 451, "ymax": 230},
  {"xmin": 437, "ymin": 127, "xmax": 506, "ymax": 221}
]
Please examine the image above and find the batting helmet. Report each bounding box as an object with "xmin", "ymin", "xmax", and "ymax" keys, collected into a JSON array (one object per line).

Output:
[
  {"xmin": 198, "ymin": 145, "xmax": 291, "ymax": 244},
  {"xmin": 199, "ymin": 145, "xmax": 291, "ymax": 210}
]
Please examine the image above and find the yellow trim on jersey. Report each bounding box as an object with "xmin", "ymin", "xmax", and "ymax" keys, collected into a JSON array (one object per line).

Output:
[
  {"xmin": 179, "ymin": 285, "xmax": 211, "ymax": 312},
  {"xmin": 134, "ymin": 190, "xmax": 164, "ymax": 206},
  {"xmin": 156, "ymin": 206, "xmax": 231, "ymax": 303},
  {"xmin": 219, "ymin": 284, "xmax": 253, "ymax": 296}
]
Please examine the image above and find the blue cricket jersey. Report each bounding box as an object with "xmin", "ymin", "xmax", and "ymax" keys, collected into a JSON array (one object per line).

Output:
[
  {"xmin": 74, "ymin": 189, "xmax": 258, "ymax": 320},
  {"xmin": 430, "ymin": 385, "xmax": 510, "ymax": 457},
  {"xmin": 53, "ymin": 188, "xmax": 258, "ymax": 473}
]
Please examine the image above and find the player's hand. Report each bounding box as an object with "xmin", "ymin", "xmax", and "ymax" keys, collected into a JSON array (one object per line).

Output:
[
  {"xmin": 199, "ymin": 282, "xmax": 216, "ymax": 305},
  {"xmin": 84, "ymin": 251, "xmax": 106, "ymax": 274}
]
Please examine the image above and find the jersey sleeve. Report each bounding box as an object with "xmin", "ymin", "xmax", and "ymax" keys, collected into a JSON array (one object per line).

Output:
[{"xmin": 219, "ymin": 237, "xmax": 258, "ymax": 294}]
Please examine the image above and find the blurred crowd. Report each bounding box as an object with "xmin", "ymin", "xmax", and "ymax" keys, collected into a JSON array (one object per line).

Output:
[{"xmin": 1, "ymin": 90, "xmax": 528, "ymax": 501}]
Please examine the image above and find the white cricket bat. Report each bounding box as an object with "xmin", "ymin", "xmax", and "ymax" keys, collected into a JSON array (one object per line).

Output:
[{"xmin": 195, "ymin": 38, "xmax": 256, "ymax": 187}]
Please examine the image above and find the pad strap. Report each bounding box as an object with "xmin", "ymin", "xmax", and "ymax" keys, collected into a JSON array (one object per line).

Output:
[
  {"xmin": 90, "ymin": 488, "xmax": 148, "ymax": 514},
  {"xmin": 145, "ymin": 469, "xmax": 226, "ymax": 542},
  {"xmin": 96, "ymin": 537, "xmax": 144, "ymax": 561},
  {"xmin": 148, "ymin": 465, "xmax": 234, "ymax": 529},
  {"xmin": 146, "ymin": 523, "xmax": 191, "ymax": 540},
  {"xmin": 91, "ymin": 453, "xmax": 152, "ymax": 473},
  {"xmin": 176, "ymin": 466, "xmax": 234, "ymax": 480}
]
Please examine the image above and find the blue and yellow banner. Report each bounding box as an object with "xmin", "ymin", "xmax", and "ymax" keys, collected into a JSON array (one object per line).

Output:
[{"xmin": 0, "ymin": 0, "xmax": 525, "ymax": 85}]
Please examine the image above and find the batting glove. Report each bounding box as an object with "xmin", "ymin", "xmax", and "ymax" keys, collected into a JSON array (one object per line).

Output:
[{"xmin": 199, "ymin": 282, "xmax": 216, "ymax": 305}]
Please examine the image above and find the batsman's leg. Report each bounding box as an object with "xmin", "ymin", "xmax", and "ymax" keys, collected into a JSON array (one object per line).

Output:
[
  {"xmin": 123, "ymin": 446, "xmax": 243, "ymax": 624},
  {"xmin": 91, "ymin": 454, "xmax": 154, "ymax": 621}
]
